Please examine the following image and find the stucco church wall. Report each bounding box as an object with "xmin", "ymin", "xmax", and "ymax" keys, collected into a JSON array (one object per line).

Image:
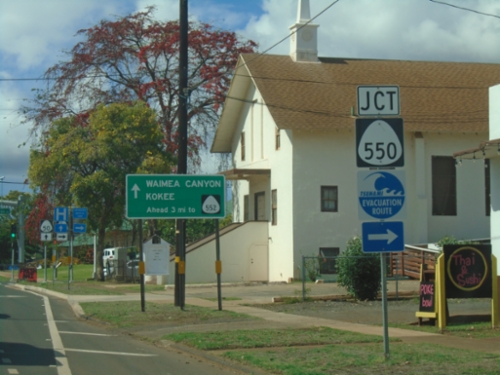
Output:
[
  {"xmin": 229, "ymin": 85, "xmax": 295, "ymax": 282},
  {"xmin": 424, "ymin": 133, "xmax": 489, "ymax": 242},
  {"xmin": 291, "ymin": 129, "xmax": 359, "ymax": 278},
  {"xmin": 290, "ymin": 128, "xmax": 489, "ymax": 278},
  {"xmin": 489, "ymin": 84, "xmax": 500, "ymax": 275}
]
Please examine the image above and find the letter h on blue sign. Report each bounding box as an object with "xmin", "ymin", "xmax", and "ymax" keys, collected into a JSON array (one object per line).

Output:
[{"xmin": 54, "ymin": 207, "xmax": 68, "ymax": 222}]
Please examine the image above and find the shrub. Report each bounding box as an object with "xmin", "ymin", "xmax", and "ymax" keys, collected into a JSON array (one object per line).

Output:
[
  {"xmin": 336, "ymin": 237, "xmax": 381, "ymax": 300},
  {"xmin": 436, "ymin": 235, "xmax": 477, "ymax": 250},
  {"xmin": 304, "ymin": 256, "xmax": 320, "ymax": 282}
]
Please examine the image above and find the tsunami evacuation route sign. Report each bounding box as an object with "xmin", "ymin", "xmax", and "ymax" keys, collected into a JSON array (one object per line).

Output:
[{"xmin": 357, "ymin": 170, "xmax": 406, "ymax": 221}]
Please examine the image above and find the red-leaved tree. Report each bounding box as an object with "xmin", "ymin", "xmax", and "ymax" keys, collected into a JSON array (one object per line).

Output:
[
  {"xmin": 24, "ymin": 6, "xmax": 257, "ymax": 164},
  {"xmin": 24, "ymin": 193, "xmax": 53, "ymax": 247}
]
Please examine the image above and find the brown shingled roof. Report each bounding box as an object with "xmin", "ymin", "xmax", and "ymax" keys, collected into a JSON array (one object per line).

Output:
[{"xmin": 212, "ymin": 54, "xmax": 500, "ymax": 153}]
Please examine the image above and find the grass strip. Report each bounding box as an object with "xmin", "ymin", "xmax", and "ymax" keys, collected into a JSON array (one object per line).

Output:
[
  {"xmin": 80, "ymin": 301, "xmax": 258, "ymax": 328},
  {"xmin": 224, "ymin": 342, "xmax": 500, "ymax": 375},
  {"xmin": 163, "ymin": 327, "xmax": 396, "ymax": 350},
  {"xmin": 36, "ymin": 264, "xmax": 94, "ymax": 281}
]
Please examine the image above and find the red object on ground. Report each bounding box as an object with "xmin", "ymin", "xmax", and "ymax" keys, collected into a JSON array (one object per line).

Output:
[{"xmin": 19, "ymin": 267, "xmax": 37, "ymax": 282}]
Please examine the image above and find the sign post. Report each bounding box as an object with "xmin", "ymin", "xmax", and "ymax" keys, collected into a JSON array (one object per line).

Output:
[
  {"xmin": 356, "ymin": 85, "xmax": 404, "ymax": 360},
  {"xmin": 53, "ymin": 206, "xmax": 88, "ymax": 287},
  {"xmin": 126, "ymin": 174, "xmax": 226, "ymax": 311}
]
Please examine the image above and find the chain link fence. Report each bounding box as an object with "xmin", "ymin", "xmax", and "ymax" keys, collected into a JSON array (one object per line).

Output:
[
  {"xmin": 300, "ymin": 254, "xmax": 409, "ymax": 302},
  {"xmin": 104, "ymin": 259, "xmax": 140, "ymax": 282}
]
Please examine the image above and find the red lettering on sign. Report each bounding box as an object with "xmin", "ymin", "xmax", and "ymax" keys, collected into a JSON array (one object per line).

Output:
[{"xmin": 420, "ymin": 284, "xmax": 434, "ymax": 294}]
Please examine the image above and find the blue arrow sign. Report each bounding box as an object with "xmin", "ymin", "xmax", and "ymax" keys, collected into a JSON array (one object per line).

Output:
[
  {"xmin": 73, "ymin": 208, "xmax": 88, "ymax": 219},
  {"xmin": 54, "ymin": 221, "xmax": 68, "ymax": 233},
  {"xmin": 362, "ymin": 221, "xmax": 404, "ymax": 253},
  {"xmin": 73, "ymin": 223, "xmax": 87, "ymax": 234}
]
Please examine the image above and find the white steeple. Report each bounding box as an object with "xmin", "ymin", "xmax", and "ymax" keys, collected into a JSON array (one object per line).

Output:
[{"xmin": 289, "ymin": 0, "xmax": 318, "ymax": 62}]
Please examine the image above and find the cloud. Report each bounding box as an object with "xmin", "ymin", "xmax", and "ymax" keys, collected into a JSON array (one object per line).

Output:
[
  {"xmin": 134, "ymin": 0, "xmax": 263, "ymax": 30},
  {"xmin": 0, "ymin": 0, "xmax": 133, "ymax": 71},
  {"xmin": 0, "ymin": 80, "xmax": 31, "ymax": 193},
  {"xmin": 240, "ymin": 0, "xmax": 500, "ymax": 62}
]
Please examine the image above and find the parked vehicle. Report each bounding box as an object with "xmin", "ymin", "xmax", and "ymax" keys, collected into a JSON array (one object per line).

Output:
[
  {"xmin": 103, "ymin": 247, "xmax": 128, "ymax": 264},
  {"xmin": 125, "ymin": 260, "xmax": 140, "ymax": 280}
]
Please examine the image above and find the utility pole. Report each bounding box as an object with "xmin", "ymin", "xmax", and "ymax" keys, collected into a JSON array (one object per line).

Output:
[{"xmin": 175, "ymin": 0, "xmax": 189, "ymax": 309}]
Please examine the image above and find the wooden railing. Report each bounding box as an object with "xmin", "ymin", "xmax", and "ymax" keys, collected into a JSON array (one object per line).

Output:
[{"xmin": 388, "ymin": 245, "xmax": 439, "ymax": 280}]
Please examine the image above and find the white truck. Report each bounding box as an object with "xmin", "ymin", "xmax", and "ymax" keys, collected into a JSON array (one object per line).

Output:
[
  {"xmin": 103, "ymin": 247, "xmax": 128, "ymax": 264},
  {"xmin": 103, "ymin": 247, "xmax": 132, "ymax": 279}
]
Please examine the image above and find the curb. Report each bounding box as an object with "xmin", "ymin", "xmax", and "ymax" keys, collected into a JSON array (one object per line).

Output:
[{"xmin": 8, "ymin": 283, "xmax": 86, "ymax": 319}]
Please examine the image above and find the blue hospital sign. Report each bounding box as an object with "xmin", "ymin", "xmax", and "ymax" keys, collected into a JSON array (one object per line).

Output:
[{"xmin": 358, "ymin": 170, "xmax": 406, "ymax": 220}]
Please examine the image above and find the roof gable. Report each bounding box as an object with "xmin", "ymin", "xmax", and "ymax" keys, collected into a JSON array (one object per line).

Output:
[{"xmin": 212, "ymin": 54, "xmax": 500, "ymax": 152}]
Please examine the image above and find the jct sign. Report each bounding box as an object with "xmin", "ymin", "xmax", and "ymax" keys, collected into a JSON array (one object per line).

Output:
[{"xmin": 357, "ymin": 85, "xmax": 400, "ymax": 116}]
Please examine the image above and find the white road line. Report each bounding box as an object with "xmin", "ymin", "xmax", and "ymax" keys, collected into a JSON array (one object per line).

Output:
[
  {"xmin": 0, "ymin": 296, "xmax": 26, "ymax": 298},
  {"xmin": 64, "ymin": 348, "xmax": 157, "ymax": 357},
  {"xmin": 41, "ymin": 295, "xmax": 72, "ymax": 375},
  {"xmin": 8, "ymin": 369, "xmax": 19, "ymax": 374},
  {"xmin": 59, "ymin": 331, "xmax": 116, "ymax": 337}
]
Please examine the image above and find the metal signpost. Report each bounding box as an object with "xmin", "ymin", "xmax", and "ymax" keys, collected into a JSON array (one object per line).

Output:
[
  {"xmin": 356, "ymin": 85, "xmax": 405, "ymax": 360},
  {"xmin": 40, "ymin": 220, "xmax": 53, "ymax": 282},
  {"xmin": 53, "ymin": 206, "xmax": 88, "ymax": 288}
]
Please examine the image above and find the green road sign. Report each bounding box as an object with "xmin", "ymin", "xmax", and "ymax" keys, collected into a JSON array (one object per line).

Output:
[
  {"xmin": 0, "ymin": 208, "xmax": 10, "ymax": 214},
  {"xmin": 126, "ymin": 174, "xmax": 226, "ymax": 219}
]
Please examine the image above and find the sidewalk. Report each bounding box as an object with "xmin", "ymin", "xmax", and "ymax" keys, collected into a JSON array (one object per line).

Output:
[{"xmin": 8, "ymin": 280, "xmax": 500, "ymax": 356}]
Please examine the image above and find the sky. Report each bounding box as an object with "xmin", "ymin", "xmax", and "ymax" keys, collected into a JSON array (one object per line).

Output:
[{"xmin": 1, "ymin": 0, "xmax": 500, "ymax": 197}]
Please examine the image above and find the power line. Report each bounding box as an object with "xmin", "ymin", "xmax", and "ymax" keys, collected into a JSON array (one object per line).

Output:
[
  {"xmin": 0, "ymin": 181, "xmax": 28, "ymax": 185},
  {"xmin": 429, "ymin": 0, "xmax": 500, "ymax": 19}
]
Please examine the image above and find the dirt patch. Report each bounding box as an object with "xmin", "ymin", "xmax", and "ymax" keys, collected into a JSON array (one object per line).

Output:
[{"xmin": 250, "ymin": 298, "xmax": 494, "ymax": 326}]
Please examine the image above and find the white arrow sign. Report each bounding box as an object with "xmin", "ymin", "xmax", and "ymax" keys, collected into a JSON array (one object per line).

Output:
[
  {"xmin": 368, "ymin": 229, "xmax": 398, "ymax": 244},
  {"xmin": 132, "ymin": 184, "xmax": 140, "ymax": 199},
  {"xmin": 41, "ymin": 233, "xmax": 53, "ymax": 242}
]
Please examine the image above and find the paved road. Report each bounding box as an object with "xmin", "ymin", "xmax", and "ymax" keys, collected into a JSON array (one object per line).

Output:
[{"xmin": 0, "ymin": 283, "xmax": 248, "ymax": 375}]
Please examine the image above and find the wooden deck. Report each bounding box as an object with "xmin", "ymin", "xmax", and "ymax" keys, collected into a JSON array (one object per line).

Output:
[{"xmin": 388, "ymin": 245, "xmax": 439, "ymax": 280}]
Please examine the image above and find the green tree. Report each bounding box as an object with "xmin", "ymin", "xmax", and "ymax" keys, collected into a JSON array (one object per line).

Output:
[
  {"xmin": 28, "ymin": 102, "xmax": 172, "ymax": 280},
  {"xmin": 24, "ymin": 7, "xmax": 256, "ymax": 164},
  {"xmin": 336, "ymin": 237, "xmax": 381, "ymax": 301}
]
